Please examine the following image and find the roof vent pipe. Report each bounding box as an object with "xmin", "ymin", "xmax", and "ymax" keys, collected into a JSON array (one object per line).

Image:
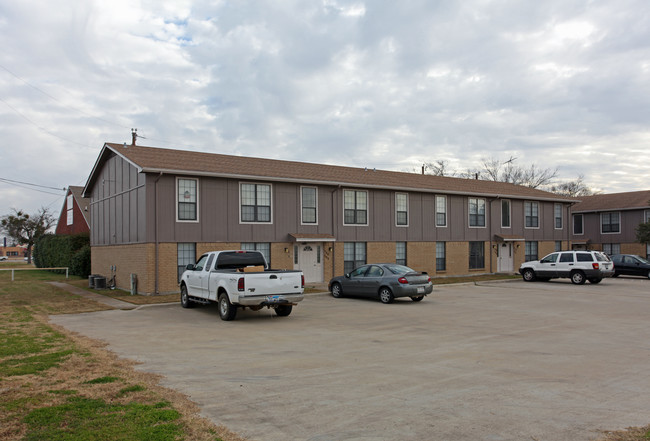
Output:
[{"xmin": 131, "ymin": 128, "xmax": 137, "ymax": 146}]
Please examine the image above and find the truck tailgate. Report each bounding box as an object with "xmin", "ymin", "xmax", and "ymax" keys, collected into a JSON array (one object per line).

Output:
[{"xmin": 241, "ymin": 271, "xmax": 303, "ymax": 296}]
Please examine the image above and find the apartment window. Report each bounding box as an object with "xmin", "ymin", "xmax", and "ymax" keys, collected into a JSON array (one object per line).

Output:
[
  {"xmin": 554, "ymin": 203, "xmax": 563, "ymax": 229},
  {"xmin": 469, "ymin": 198, "xmax": 486, "ymax": 227},
  {"xmin": 601, "ymin": 212, "xmax": 620, "ymax": 233},
  {"xmin": 469, "ymin": 241, "xmax": 484, "ymax": 269},
  {"xmin": 436, "ymin": 242, "xmax": 446, "ymax": 271},
  {"xmin": 573, "ymin": 214, "xmax": 584, "ymax": 235},
  {"xmin": 555, "ymin": 241, "xmax": 562, "ymax": 252},
  {"xmin": 436, "ymin": 195, "xmax": 447, "ymax": 227},
  {"xmin": 177, "ymin": 178, "xmax": 198, "ymax": 221},
  {"xmin": 646, "ymin": 243, "xmax": 649, "ymax": 260},
  {"xmin": 241, "ymin": 243, "xmax": 271, "ymax": 266},
  {"xmin": 344, "ymin": 190, "xmax": 367, "ymax": 225},
  {"xmin": 525, "ymin": 241, "xmax": 538, "ymax": 262},
  {"xmin": 396, "ymin": 193, "xmax": 408, "ymax": 226},
  {"xmin": 177, "ymin": 243, "xmax": 196, "ymax": 282},
  {"xmin": 241, "ymin": 183, "xmax": 271, "ymax": 223},
  {"xmin": 66, "ymin": 194, "xmax": 74, "ymax": 225},
  {"xmin": 301, "ymin": 187, "xmax": 317, "ymax": 224},
  {"xmin": 645, "ymin": 210, "xmax": 650, "ymax": 223},
  {"xmin": 501, "ymin": 199, "xmax": 511, "ymax": 228},
  {"xmin": 344, "ymin": 242, "xmax": 366, "ymax": 274},
  {"xmin": 396, "ymin": 242, "xmax": 406, "ymax": 265},
  {"xmin": 524, "ymin": 201, "xmax": 539, "ymax": 228},
  {"xmin": 602, "ymin": 243, "xmax": 621, "ymax": 255}
]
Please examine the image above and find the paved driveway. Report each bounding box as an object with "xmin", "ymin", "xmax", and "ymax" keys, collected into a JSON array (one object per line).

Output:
[{"xmin": 50, "ymin": 278, "xmax": 650, "ymax": 441}]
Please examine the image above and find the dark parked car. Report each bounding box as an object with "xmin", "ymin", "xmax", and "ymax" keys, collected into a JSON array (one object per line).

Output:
[
  {"xmin": 328, "ymin": 263, "xmax": 433, "ymax": 303},
  {"xmin": 610, "ymin": 254, "xmax": 650, "ymax": 279}
]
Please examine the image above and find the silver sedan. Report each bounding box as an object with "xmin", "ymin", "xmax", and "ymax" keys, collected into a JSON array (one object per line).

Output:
[{"xmin": 328, "ymin": 263, "xmax": 433, "ymax": 303}]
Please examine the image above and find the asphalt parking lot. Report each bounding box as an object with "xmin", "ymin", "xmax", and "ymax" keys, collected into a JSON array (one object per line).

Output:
[{"xmin": 51, "ymin": 277, "xmax": 650, "ymax": 441}]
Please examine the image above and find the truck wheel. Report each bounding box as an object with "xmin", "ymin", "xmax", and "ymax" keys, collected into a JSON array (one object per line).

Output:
[
  {"xmin": 218, "ymin": 293, "xmax": 237, "ymax": 321},
  {"xmin": 180, "ymin": 285, "xmax": 193, "ymax": 308},
  {"xmin": 331, "ymin": 282, "xmax": 343, "ymax": 298},
  {"xmin": 588, "ymin": 278, "xmax": 602, "ymax": 284},
  {"xmin": 570, "ymin": 271, "xmax": 586, "ymax": 285},
  {"xmin": 378, "ymin": 287, "xmax": 394, "ymax": 304},
  {"xmin": 522, "ymin": 268, "xmax": 536, "ymax": 282},
  {"xmin": 275, "ymin": 305, "xmax": 292, "ymax": 317}
]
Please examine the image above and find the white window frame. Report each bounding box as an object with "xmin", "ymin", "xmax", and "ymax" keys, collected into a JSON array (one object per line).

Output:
[
  {"xmin": 573, "ymin": 214, "xmax": 584, "ymax": 235},
  {"xmin": 239, "ymin": 182, "xmax": 273, "ymax": 224},
  {"xmin": 66, "ymin": 194, "xmax": 74, "ymax": 225},
  {"xmin": 395, "ymin": 193, "xmax": 408, "ymax": 227},
  {"xmin": 435, "ymin": 195, "xmax": 447, "ymax": 227},
  {"xmin": 300, "ymin": 186, "xmax": 318, "ymax": 225},
  {"xmin": 501, "ymin": 199, "xmax": 511, "ymax": 228},
  {"xmin": 524, "ymin": 201, "xmax": 540, "ymax": 229},
  {"xmin": 176, "ymin": 177, "xmax": 199, "ymax": 223},
  {"xmin": 600, "ymin": 212, "xmax": 621, "ymax": 234},
  {"xmin": 468, "ymin": 197, "xmax": 486, "ymax": 228},
  {"xmin": 644, "ymin": 209, "xmax": 650, "ymax": 223},
  {"xmin": 343, "ymin": 189, "xmax": 369, "ymax": 226},
  {"xmin": 554, "ymin": 203, "xmax": 563, "ymax": 230},
  {"xmin": 396, "ymin": 242, "xmax": 407, "ymax": 265}
]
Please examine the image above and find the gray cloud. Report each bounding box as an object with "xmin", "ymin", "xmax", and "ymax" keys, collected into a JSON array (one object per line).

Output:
[{"xmin": 1, "ymin": 0, "xmax": 649, "ymax": 215}]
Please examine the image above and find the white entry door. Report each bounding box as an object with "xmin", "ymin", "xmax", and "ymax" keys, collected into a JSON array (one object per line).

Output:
[
  {"xmin": 295, "ymin": 243, "xmax": 323, "ymax": 283},
  {"xmin": 497, "ymin": 242, "xmax": 514, "ymax": 273}
]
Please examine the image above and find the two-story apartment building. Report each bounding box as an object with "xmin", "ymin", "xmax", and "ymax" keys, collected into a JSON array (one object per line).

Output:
[
  {"xmin": 571, "ymin": 190, "xmax": 650, "ymax": 258},
  {"xmin": 83, "ymin": 142, "xmax": 576, "ymax": 294}
]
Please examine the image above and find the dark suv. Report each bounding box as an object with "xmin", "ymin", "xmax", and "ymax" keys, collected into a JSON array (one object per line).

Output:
[{"xmin": 519, "ymin": 250, "xmax": 614, "ymax": 285}]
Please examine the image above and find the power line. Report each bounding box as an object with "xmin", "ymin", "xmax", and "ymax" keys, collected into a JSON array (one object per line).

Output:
[
  {"xmin": 0, "ymin": 97, "xmax": 96, "ymax": 149},
  {"xmin": 0, "ymin": 177, "xmax": 65, "ymax": 191},
  {"xmin": 0, "ymin": 63, "xmax": 130, "ymax": 130}
]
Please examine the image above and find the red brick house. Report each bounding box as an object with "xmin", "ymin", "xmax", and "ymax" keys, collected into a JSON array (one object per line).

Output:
[{"xmin": 55, "ymin": 186, "xmax": 90, "ymax": 235}]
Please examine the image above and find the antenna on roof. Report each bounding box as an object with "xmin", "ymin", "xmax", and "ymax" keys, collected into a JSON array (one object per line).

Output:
[{"xmin": 131, "ymin": 128, "xmax": 138, "ymax": 146}]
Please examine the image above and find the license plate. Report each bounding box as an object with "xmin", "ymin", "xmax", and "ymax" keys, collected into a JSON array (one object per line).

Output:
[
  {"xmin": 417, "ymin": 287, "xmax": 425, "ymax": 294},
  {"xmin": 266, "ymin": 295, "xmax": 282, "ymax": 303}
]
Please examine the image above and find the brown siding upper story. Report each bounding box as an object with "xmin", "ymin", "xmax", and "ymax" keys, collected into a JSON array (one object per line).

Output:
[{"xmin": 84, "ymin": 143, "xmax": 574, "ymax": 247}]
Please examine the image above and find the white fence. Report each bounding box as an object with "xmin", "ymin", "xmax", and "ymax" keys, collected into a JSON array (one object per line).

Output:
[{"xmin": 0, "ymin": 267, "xmax": 69, "ymax": 281}]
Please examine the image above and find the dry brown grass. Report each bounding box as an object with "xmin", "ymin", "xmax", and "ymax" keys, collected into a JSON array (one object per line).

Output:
[{"xmin": 0, "ymin": 275, "xmax": 248, "ymax": 441}]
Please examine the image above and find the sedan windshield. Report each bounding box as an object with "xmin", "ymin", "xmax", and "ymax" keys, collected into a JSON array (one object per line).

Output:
[
  {"xmin": 635, "ymin": 256, "xmax": 650, "ymax": 264},
  {"xmin": 384, "ymin": 264, "xmax": 415, "ymax": 275}
]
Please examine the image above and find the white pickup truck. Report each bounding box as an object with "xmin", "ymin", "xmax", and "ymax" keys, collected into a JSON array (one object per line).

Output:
[{"xmin": 179, "ymin": 250, "xmax": 304, "ymax": 320}]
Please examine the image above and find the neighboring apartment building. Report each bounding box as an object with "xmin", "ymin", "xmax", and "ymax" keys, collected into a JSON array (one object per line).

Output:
[
  {"xmin": 55, "ymin": 186, "xmax": 91, "ymax": 235},
  {"xmin": 571, "ymin": 190, "xmax": 650, "ymax": 258},
  {"xmin": 83, "ymin": 142, "xmax": 575, "ymax": 294}
]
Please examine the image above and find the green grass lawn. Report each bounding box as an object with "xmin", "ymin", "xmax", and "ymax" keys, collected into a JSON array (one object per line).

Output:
[{"xmin": 0, "ymin": 272, "xmax": 244, "ymax": 441}]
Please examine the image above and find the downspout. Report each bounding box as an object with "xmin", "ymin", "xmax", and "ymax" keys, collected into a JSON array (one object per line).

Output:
[
  {"xmin": 154, "ymin": 172, "xmax": 163, "ymax": 294},
  {"xmin": 330, "ymin": 185, "xmax": 341, "ymax": 279}
]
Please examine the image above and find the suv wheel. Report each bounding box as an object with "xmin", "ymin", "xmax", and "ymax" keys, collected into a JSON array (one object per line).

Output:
[
  {"xmin": 522, "ymin": 268, "xmax": 536, "ymax": 282},
  {"xmin": 570, "ymin": 270, "xmax": 586, "ymax": 285}
]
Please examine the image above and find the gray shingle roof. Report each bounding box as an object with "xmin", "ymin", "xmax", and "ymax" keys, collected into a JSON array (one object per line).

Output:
[{"xmin": 572, "ymin": 190, "xmax": 650, "ymax": 213}]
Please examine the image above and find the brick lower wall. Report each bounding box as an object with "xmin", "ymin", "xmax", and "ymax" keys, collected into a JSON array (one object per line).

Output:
[{"xmin": 91, "ymin": 244, "xmax": 155, "ymax": 294}]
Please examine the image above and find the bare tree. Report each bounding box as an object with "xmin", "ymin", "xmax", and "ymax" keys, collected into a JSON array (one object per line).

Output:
[
  {"xmin": 421, "ymin": 160, "xmax": 452, "ymax": 176},
  {"xmin": 1, "ymin": 208, "xmax": 55, "ymax": 264},
  {"xmin": 549, "ymin": 175, "xmax": 595, "ymax": 197}
]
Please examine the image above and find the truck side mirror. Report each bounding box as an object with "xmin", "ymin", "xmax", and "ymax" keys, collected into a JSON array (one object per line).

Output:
[{"xmin": 186, "ymin": 264, "xmax": 195, "ymax": 271}]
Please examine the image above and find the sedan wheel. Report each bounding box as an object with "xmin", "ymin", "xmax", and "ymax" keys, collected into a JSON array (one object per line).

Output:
[
  {"xmin": 331, "ymin": 282, "xmax": 343, "ymax": 298},
  {"xmin": 378, "ymin": 287, "xmax": 394, "ymax": 304},
  {"xmin": 410, "ymin": 296, "xmax": 424, "ymax": 302}
]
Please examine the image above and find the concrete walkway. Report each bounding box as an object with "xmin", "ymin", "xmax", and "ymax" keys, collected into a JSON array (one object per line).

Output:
[{"xmin": 48, "ymin": 282, "xmax": 138, "ymax": 310}]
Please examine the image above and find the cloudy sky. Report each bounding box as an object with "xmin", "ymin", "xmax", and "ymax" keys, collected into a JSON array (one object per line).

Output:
[{"xmin": 1, "ymin": 0, "xmax": 649, "ymax": 217}]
